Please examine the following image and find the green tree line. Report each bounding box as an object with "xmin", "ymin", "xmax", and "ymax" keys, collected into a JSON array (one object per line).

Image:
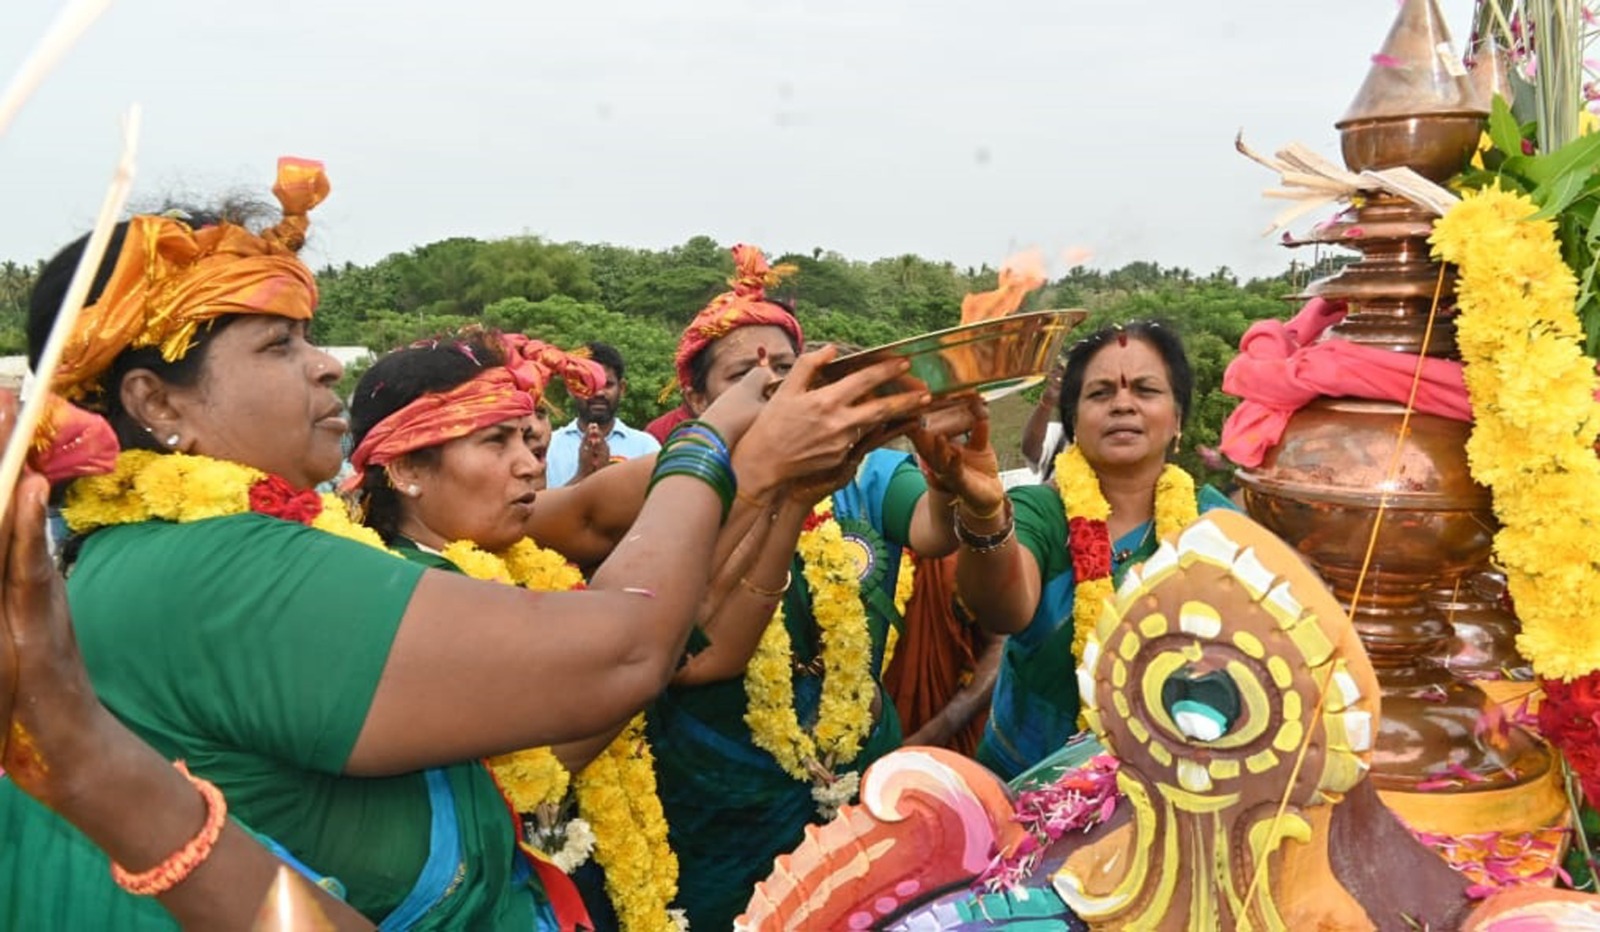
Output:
[{"xmin": 0, "ymin": 236, "xmax": 1345, "ymax": 486}]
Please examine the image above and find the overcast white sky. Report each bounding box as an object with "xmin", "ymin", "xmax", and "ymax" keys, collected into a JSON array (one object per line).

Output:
[{"xmin": 4, "ymin": 0, "xmax": 1475, "ymax": 281}]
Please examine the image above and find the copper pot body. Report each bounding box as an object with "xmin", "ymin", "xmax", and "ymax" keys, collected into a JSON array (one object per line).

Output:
[
  {"xmin": 1239, "ymin": 400, "xmax": 1549, "ymax": 792},
  {"xmin": 1238, "ymin": 399, "xmax": 1492, "ymax": 668}
]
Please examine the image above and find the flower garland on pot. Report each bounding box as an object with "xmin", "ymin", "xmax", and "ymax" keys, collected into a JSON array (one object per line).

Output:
[
  {"xmin": 1430, "ymin": 184, "xmax": 1600, "ymax": 803},
  {"xmin": 1052, "ymin": 444, "xmax": 1198, "ymax": 707},
  {"xmin": 744, "ymin": 496, "xmax": 877, "ymax": 819},
  {"xmin": 64, "ymin": 450, "xmax": 684, "ymax": 931}
]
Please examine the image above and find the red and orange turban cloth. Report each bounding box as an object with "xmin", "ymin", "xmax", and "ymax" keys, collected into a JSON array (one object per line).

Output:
[
  {"xmin": 33, "ymin": 157, "xmax": 329, "ymax": 483},
  {"xmin": 342, "ymin": 334, "xmax": 606, "ymax": 490},
  {"xmin": 667, "ymin": 243, "xmax": 805, "ymax": 398}
]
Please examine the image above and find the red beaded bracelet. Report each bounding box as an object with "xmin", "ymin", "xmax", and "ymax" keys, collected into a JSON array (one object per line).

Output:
[{"xmin": 111, "ymin": 761, "xmax": 227, "ymax": 896}]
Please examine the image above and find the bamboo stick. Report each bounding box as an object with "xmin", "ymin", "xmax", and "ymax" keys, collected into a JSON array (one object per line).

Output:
[
  {"xmin": 0, "ymin": 0, "xmax": 116, "ymax": 139},
  {"xmin": 0, "ymin": 106, "xmax": 140, "ymax": 522}
]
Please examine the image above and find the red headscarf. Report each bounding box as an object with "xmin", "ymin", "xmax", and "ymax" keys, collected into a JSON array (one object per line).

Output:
[
  {"xmin": 670, "ymin": 244, "xmax": 804, "ymax": 395},
  {"xmin": 343, "ymin": 334, "xmax": 606, "ymax": 489}
]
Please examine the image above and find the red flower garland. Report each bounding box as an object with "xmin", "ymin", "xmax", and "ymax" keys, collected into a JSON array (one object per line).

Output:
[
  {"xmin": 1067, "ymin": 516, "xmax": 1113, "ymax": 583},
  {"xmin": 1539, "ymin": 671, "xmax": 1600, "ymax": 803},
  {"xmin": 247, "ymin": 475, "xmax": 324, "ymax": 525}
]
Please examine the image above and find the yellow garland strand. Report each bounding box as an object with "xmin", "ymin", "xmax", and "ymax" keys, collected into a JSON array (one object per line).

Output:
[
  {"xmin": 573, "ymin": 716, "xmax": 686, "ymax": 932},
  {"xmin": 434, "ymin": 540, "xmax": 682, "ymax": 930},
  {"xmin": 1053, "ymin": 444, "xmax": 1197, "ymax": 680},
  {"xmin": 64, "ymin": 451, "xmax": 680, "ymax": 930},
  {"xmin": 893, "ymin": 549, "xmax": 916, "ymax": 616},
  {"xmin": 878, "ymin": 549, "xmax": 916, "ymax": 677},
  {"xmin": 743, "ymin": 497, "xmax": 876, "ymax": 788},
  {"xmin": 1430, "ymin": 185, "xmax": 1600, "ymax": 681}
]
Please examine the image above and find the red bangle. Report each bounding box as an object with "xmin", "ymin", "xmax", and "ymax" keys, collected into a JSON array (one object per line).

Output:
[{"xmin": 111, "ymin": 761, "xmax": 228, "ymax": 896}]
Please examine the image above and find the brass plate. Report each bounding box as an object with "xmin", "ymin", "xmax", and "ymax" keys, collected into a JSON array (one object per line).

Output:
[{"xmin": 818, "ymin": 308, "xmax": 1087, "ymax": 404}]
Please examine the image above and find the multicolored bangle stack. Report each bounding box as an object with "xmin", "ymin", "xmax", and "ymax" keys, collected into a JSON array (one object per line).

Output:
[
  {"xmin": 110, "ymin": 761, "xmax": 227, "ymax": 896},
  {"xmin": 650, "ymin": 419, "xmax": 737, "ymax": 522}
]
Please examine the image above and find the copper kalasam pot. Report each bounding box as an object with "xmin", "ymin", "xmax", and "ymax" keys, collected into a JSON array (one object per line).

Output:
[
  {"xmin": 1239, "ymin": 399, "xmax": 1550, "ymax": 793},
  {"xmin": 1337, "ymin": 113, "xmax": 1486, "ymax": 182},
  {"xmin": 1238, "ymin": 398, "xmax": 1493, "ymax": 665}
]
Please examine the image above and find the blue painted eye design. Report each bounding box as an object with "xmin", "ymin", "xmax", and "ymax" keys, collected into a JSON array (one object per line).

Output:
[{"xmin": 1161, "ymin": 666, "xmax": 1241, "ymax": 743}]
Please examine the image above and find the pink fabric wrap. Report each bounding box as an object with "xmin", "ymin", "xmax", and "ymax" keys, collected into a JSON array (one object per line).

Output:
[
  {"xmin": 1219, "ymin": 298, "xmax": 1472, "ymax": 468},
  {"xmin": 31, "ymin": 397, "xmax": 119, "ymax": 483}
]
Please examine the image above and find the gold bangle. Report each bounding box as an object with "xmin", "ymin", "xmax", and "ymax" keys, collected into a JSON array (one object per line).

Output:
[
  {"xmin": 953, "ymin": 502, "xmax": 1015, "ymax": 554},
  {"xmin": 738, "ymin": 570, "xmax": 792, "ymax": 600},
  {"xmin": 956, "ymin": 496, "xmax": 1005, "ymax": 522}
]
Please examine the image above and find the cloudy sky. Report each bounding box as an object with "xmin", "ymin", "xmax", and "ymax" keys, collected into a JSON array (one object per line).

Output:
[{"xmin": 4, "ymin": 0, "xmax": 1476, "ymax": 281}]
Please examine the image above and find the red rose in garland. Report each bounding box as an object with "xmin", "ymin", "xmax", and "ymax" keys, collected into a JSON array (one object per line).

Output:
[{"xmin": 248, "ymin": 475, "xmax": 324, "ymax": 525}]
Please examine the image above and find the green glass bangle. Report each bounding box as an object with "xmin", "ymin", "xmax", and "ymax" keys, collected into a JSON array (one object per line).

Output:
[
  {"xmin": 654, "ymin": 444, "xmax": 732, "ymax": 478},
  {"xmin": 669, "ymin": 421, "xmax": 729, "ymax": 457},
  {"xmin": 650, "ymin": 465, "xmax": 735, "ymax": 521},
  {"xmin": 648, "ymin": 445, "xmax": 737, "ymax": 521}
]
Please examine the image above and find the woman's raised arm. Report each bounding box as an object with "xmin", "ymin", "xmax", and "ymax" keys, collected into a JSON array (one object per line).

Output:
[{"xmin": 348, "ymin": 351, "xmax": 931, "ymax": 774}]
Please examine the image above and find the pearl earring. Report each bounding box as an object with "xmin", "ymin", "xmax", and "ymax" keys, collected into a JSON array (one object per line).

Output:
[
  {"xmin": 407, "ymin": 484, "xmax": 420, "ymax": 497},
  {"xmin": 165, "ymin": 434, "xmax": 180, "ymax": 447}
]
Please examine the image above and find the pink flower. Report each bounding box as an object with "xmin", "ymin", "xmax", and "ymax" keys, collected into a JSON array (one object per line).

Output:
[{"xmin": 1371, "ymin": 53, "xmax": 1404, "ymax": 68}]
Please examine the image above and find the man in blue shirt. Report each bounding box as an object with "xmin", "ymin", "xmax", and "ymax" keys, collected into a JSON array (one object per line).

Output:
[{"xmin": 546, "ymin": 341, "xmax": 661, "ymax": 487}]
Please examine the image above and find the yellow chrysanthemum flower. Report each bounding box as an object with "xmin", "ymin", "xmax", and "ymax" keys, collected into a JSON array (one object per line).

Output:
[{"xmin": 1433, "ymin": 186, "xmax": 1600, "ymax": 681}]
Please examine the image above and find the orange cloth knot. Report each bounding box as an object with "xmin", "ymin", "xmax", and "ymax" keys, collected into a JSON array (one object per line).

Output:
[
  {"xmin": 670, "ymin": 243, "xmax": 803, "ymax": 396},
  {"xmin": 52, "ymin": 157, "xmax": 329, "ymax": 402}
]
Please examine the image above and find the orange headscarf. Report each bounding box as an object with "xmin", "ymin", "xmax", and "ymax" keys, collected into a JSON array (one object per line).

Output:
[
  {"xmin": 51, "ymin": 157, "xmax": 329, "ymax": 402},
  {"xmin": 670, "ymin": 243, "xmax": 804, "ymax": 395},
  {"xmin": 343, "ymin": 334, "xmax": 606, "ymax": 488}
]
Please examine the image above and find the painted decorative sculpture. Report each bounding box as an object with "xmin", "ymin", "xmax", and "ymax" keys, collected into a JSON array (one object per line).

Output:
[{"xmin": 738, "ymin": 511, "xmax": 1592, "ymax": 930}]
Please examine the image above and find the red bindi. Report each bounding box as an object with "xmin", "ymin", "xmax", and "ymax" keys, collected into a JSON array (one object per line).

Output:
[{"xmin": 1116, "ymin": 330, "xmax": 1129, "ymax": 347}]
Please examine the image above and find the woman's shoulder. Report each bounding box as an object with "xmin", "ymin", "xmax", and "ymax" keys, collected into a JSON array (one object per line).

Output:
[
  {"xmin": 1197, "ymin": 484, "xmax": 1241, "ymax": 513},
  {"xmin": 1009, "ymin": 481, "xmax": 1066, "ymax": 533},
  {"xmin": 74, "ymin": 513, "xmax": 424, "ymax": 596}
]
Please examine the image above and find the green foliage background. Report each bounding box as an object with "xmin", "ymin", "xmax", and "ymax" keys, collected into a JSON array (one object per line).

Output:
[{"xmin": 0, "ymin": 238, "xmax": 1336, "ymax": 485}]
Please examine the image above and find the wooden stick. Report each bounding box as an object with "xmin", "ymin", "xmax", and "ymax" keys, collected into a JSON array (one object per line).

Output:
[
  {"xmin": 0, "ymin": 0, "xmax": 116, "ymax": 139},
  {"xmin": 0, "ymin": 105, "xmax": 139, "ymax": 523}
]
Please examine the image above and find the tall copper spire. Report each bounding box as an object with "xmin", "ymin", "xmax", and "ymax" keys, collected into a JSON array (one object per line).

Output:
[{"xmin": 1341, "ymin": 0, "xmax": 1483, "ymax": 123}]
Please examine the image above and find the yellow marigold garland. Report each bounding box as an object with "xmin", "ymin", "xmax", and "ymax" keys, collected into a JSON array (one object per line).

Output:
[
  {"xmin": 62, "ymin": 450, "xmax": 395, "ymax": 556},
  {"xmin": 878, "ymin": 550, "xmax": 917, "ymax": 677},
  {"xmin": 439, "ymin": 539, "xmax": 682, "ymax": 930},
  {"xmin": 743, "ymin": 497, "xmax": 876, "ymax": 814},
  {"xmin": 1053, "ymin": 444, "xmax": 1197, "ymax": 674},
  {"xmin": 1429, "ymin": 185, "xmax": 1600, "ymax": 681},
  {"xmin": 574, "ymin": 716, "xmax": 687, "ymax": 932}
]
